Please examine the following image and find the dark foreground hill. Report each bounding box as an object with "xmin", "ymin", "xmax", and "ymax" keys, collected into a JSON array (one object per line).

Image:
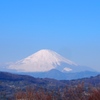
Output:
[{"xmin": 0, "ymin": 71, "xmax": 100, "ymax": 99}]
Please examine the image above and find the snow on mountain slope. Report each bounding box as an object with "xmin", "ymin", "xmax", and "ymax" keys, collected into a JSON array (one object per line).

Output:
[{"xmin": 8, "ymin": 49, "xmax": 78, "ymax": 72}]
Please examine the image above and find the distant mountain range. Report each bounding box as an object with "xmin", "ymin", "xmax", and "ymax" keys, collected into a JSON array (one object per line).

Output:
[
  {"xmin": 19, "ymin": 69, "xmax": 99, "ymax": 80},
  {"xmin": 0, "ymin": 49, "xmax": 99, "ymax": 80}
]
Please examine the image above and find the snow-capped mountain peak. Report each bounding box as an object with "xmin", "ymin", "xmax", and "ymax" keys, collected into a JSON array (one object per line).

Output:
[
  {"xmin": 22, "ymin": 49, "xmax": 77, "ymax": 65},
  {"xmin": 8, "ymin": 49, "xmax": 78, "ymax": 72}
]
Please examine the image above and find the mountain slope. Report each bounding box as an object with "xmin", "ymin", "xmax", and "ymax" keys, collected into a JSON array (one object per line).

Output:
[{"xmin": 8, "ymin": 49, "xmax": 79, "ymax": 72}]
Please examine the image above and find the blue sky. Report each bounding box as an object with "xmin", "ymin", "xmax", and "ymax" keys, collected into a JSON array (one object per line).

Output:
[{"xmin": 0, "ymin": 0, "xmax": 100, "ymax": 71}]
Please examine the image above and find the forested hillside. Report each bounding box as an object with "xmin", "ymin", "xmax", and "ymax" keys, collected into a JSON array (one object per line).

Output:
[{"xmin": 0, "ymin": 71, "xmax": 100, "ymax": 100}]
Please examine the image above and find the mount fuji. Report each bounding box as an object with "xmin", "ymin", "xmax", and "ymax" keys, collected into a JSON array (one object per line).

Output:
[
  {"xmin": 8, "ymin": 49, "xmax": 90, "ymax": 72},
  {"xmin": 2, "ymin": 49, "xmax": 98, "ymax": 80}
]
